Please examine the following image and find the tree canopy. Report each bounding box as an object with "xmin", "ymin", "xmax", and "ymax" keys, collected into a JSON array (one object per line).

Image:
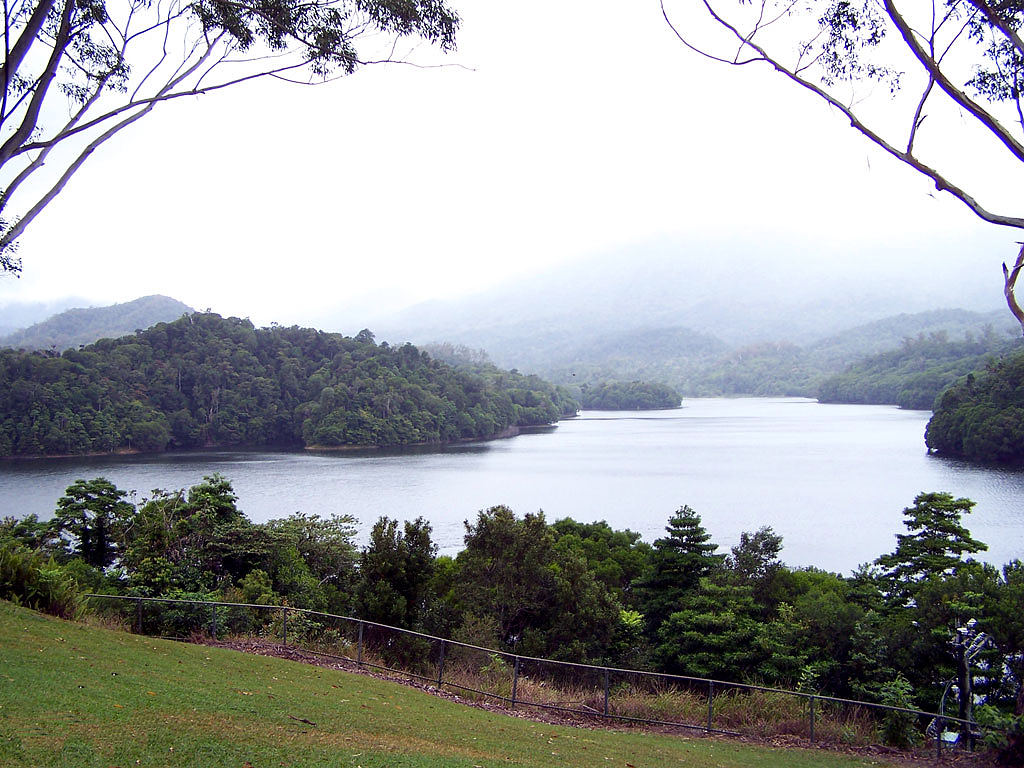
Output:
[
  {"xmin": 663, "ymin": 0, "xmax": 1024, "ymax": 332},
  {"xmin": 926, "ymin": 348, "xmax": 1024, "ymax": 462},
  {"xmin": 0, "ymin": 0, "xmax": 459, "ymax": 271},
  {"xmin": 0, "ymin": 312, "xmax": 578, "ymax": 456}
]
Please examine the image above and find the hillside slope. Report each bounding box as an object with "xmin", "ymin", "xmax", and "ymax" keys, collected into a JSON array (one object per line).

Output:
[
  {"xmin": 0, "ymin": 601, "xmax": 897, "ymax": 768},
  {"xmin": 0, "ymin": 295, "xmax": 193, "ymax": 351}
]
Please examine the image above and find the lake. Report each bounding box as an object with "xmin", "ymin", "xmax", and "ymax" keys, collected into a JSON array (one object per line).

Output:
[{"xmin": 1, "ymin": 398, "xmax": 1022, "ymax": 574}]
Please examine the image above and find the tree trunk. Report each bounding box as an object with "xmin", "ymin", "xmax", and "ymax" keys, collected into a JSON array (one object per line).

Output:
[{"xmin": 1004, "ymin": 244, "xmax": 1024, "ymax": 338}]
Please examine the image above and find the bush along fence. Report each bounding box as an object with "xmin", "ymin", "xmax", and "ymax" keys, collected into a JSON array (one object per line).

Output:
[{"xmin": 84, "ymin": 594, "xmax": 993, "ymax": 757}]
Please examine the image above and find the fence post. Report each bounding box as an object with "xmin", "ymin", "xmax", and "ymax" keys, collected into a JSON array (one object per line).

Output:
[
  {"xmin": 511, "ymin": 656, "xmax": 520, "ymax": 709},
  {"xmin": 936, "ymin": 716, "xmax": 943, "ymax": 758},
  {"xmin": 282, "ymin": 607, "xmax": 288, "ymax": 646},
  {"xmin": 437, "ymin": 640, "xmax": 447, "ymax": 688},
  {"xmin": 707, "ymin": 681, "xmax": 714, "ymax": 732},
  {"xmin": 603, "ymin": 668, "xmax": 610, "ymax": 716},
  {"xmin": 356, "ymin": 618, "xmax": 364, "ymax": 667},
  {"xmin": 135, "ymin": 597, "xmax": 143, "ymax": 635},
  {"xmin": 809, "ymin": 696, "xmax": 816, "ymax": 744},
  {"xmin": 210, "ymin": 605, "xmax": 217, "ymax": 640}
]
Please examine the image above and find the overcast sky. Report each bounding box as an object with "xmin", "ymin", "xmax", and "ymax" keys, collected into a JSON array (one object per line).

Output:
[{"xmin": 0, "ymin": 0, "xmax": 1021, "ymax": 330}]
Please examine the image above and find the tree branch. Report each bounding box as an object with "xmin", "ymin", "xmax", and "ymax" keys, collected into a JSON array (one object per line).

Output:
[
  {"xmin": 0, "ymin": 0, "xmax": 73, "ymax": 167},
  {"xmin": 884, "ymin": 0, "xmax": 1024, "ymax": 165},
  {"xmin": 1003, "ymin": 243, "xmax": 1024, "ymax": 336},
  {"xmin": 0, "ymin": 0, "xmax": 56, "ymax": 93}
]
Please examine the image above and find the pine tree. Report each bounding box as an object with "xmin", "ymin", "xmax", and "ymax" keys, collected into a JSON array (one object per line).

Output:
[{"xmin": 635, "ymin": 505, "xmax": 724, "ymax": 636}]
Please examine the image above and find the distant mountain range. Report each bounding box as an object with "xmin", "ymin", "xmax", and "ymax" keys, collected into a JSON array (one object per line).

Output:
[
  {"xmin": 356, "ymin": 238, "xmax": 1015, "ymax": 395},
  {"xmin": 0, "ymin": 295, "xmax": 193, "ymax": 351},
  {"xmin": 4, "ymin": 233, "xmax": 1018, "ymax": 401}
]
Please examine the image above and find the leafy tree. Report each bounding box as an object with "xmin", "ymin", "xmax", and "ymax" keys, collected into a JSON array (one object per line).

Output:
[
  {"xmin": 868, "ymin": 493, "xmax": 995, "ymax": 709},
  {"xmin": 0, "ymin": 0, "xmax": 459, "ymax": 271},
  {"xmin": 725, "ymin": 525, "xmax": 784, "ymax": 614},
  {"xmin": 356, "ymin": 516, "xmax": 436, "ymax": 630},
  {"xmin": 453, "ymin": 506, "xmax": 619, "ymax": 661},
  {"xmin": 454, "ymin": 506, "xmax": 559, "ymax": 649},
  {"xmin": 0, "ymin": 512, "xmax": 60, "ymax": 555},
  {"xmin": 264, "ymin": 512, "xmax": 358, "ymax": 608},
  {"xmin": 52, "ymin": 477, "xmax": 134, "ymax": 567},
  {"xmin": 665, "ymin": 0, "xmax": 1024, "ymax": 331},
  {"xmin": 550, "ymin": 518, "xmax": 652, "ymax": 608},
  {"xmin": 634, "ymin": 505, "xmax": 724, "ymax": 636},
  {"xmin": 120, "ymin": 474, "xmax": 276, "ymax": 594},
  {"xmin": 655, "ymin": 577, "xmax": 765, "ymax": 680}
]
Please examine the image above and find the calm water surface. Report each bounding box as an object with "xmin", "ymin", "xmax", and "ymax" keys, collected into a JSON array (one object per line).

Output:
[{"xmin": 2, "ymin": 398, "xmax": 1022, "ymax": 573}]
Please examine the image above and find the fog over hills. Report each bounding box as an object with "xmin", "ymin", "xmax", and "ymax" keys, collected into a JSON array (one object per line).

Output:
[
  {"xmin": 367, "ymin": 234, "xmax": 1010, "ymax": 374},
  {"xmin": 0, "ymin": 296, "xmax": 91, "ymax": 337}
]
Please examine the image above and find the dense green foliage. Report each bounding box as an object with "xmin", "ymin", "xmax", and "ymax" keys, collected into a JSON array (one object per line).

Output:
[
  {"xmin": 3, "ymin": 478, "xmax": 1022, "ymax": 740},
  {"xmin": 0, "ymin": 313, "xmax": 577, "ymax": 457},
  {"xmin": 578, "ymin": 380, "xmax": 680, "ymax": 410},
  {"xmin": 0, "ymin": 540, "xmax": 82, "ymax": 618},
  {"xmin": 818, "ymin": 331, "xmax": 1020, "ymax": 409},
  {"xmin": 0, "ymin": 295, "xmax": 192, "ymax": 352},
  {"xmin": 926, "ymin": 349, "xmax": 1024, "ymax": 464}
]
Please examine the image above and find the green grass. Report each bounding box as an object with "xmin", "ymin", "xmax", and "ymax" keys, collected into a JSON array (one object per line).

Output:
[{"xmin": 0, "ymin": 601, "xmax": 896, "ymax": 768}]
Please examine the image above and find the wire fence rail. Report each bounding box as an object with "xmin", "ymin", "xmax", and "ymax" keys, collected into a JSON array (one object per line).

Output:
[{"xmin": 84, "ymin": 593, "xmax": 994, "ymax": 758}]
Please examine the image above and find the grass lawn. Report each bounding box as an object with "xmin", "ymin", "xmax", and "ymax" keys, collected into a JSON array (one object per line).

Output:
[{"xmin": 0, "ymin": 601, "xmax": 900, "ymax": 768}]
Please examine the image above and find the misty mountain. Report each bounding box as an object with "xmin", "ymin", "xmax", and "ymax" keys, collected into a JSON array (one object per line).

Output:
[
  {"xmin": 803, "ymin": 308, "xmax": 1018, "ymax": 369},
  {"xmin": 0, "ymin": 296, "xmax": 91, "ymax": 337},
  {"xmin": 0, "ymin": 295, "xmax": 193, "ymax": 351},
  {"xmin": 369, "ymin": 235, "xmax": 1007, "ymax": 374}
]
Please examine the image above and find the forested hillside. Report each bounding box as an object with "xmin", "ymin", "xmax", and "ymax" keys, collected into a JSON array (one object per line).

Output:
[
  {"xmin": 0, "ymin": 313, "xmax": 577, "ymax": 457},
  {"xmin": 0, "ymin": 295, "xmax": 192, "ymax": 351},
  {"xmin": 421, "ymin": 310, "xmax": 1016, "ymax": 400},
  {"xmin": 926, "ymin": 349, "xmax": 1024, "ymax": 464},
  {"xmin": 818, "ymin": 331, "xmax": 1022, "ymax": 409}
]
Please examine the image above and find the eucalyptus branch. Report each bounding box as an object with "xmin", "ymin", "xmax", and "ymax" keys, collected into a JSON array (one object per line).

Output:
[
  {"xmin": 907, "ymin": 75, "xmax": 935, "ymax": 154},
  {"xmin": 885, "ymin": 0, "xmax": 1024, "ymax": 164},
  {"xmin": 966, "ymin": 0, "xmax": 1024, "ymax": 58},
  {"xmin": 0, "ymin": 0, "xmax": 73, "ymax": 167},
  {"xmin": 667, "ymin": 0, "xmax": 1024, "ymax": 230},
  {"xmin": 0, "ymin": 0, "xmax": 57, "ymax": 90},
  {"xmin": 1, "ymin": 68, "xmax": 115, "ymax": 214}
]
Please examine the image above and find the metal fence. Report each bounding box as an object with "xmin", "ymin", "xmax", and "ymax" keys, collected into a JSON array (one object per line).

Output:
[{"xmin": 84, "ymin": 593, "xmax": 991, "ymax": 757}]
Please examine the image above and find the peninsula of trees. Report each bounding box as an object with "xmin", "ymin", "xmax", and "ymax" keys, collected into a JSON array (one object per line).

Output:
[
  {"xmin": 579, "ymin": 381, "xmax": 681, "ymax": 410},
  {"xmin": 0, "ymin": 313, "xmax": 577, "ymax": 457},
  {"xmin": 926, "ymin": 349, "xmax": 1024, "ymax": 465}
]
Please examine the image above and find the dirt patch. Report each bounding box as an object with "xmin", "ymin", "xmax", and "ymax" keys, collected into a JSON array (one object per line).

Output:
[{"xmin": 198, "ymin": 637, "xmax": 1000, "ymax": 768}]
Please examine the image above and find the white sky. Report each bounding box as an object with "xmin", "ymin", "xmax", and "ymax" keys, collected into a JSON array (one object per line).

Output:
[{"xmin": 0, "ymin": 0, "xmax": 1021, "ymax": 329}]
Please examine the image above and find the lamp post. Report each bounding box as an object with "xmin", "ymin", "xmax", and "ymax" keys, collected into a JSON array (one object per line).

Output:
[{"xmin": 951, "ymin": 618, "xmax": 991, "ymax": 744}]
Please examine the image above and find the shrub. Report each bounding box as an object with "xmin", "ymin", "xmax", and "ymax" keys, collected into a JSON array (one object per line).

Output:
[
  {"xmin": 878, "ymin": 675, "xmax": 919, "ymax": 748},
  {"xmin": 0, "ymin": 541, "xmax": 82, "ymax": 618}
]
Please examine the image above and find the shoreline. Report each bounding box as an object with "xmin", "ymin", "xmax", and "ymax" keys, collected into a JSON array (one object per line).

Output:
[{"xmin": 0, "ymin": 422, "xmax": 569, "ymax": 462}]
